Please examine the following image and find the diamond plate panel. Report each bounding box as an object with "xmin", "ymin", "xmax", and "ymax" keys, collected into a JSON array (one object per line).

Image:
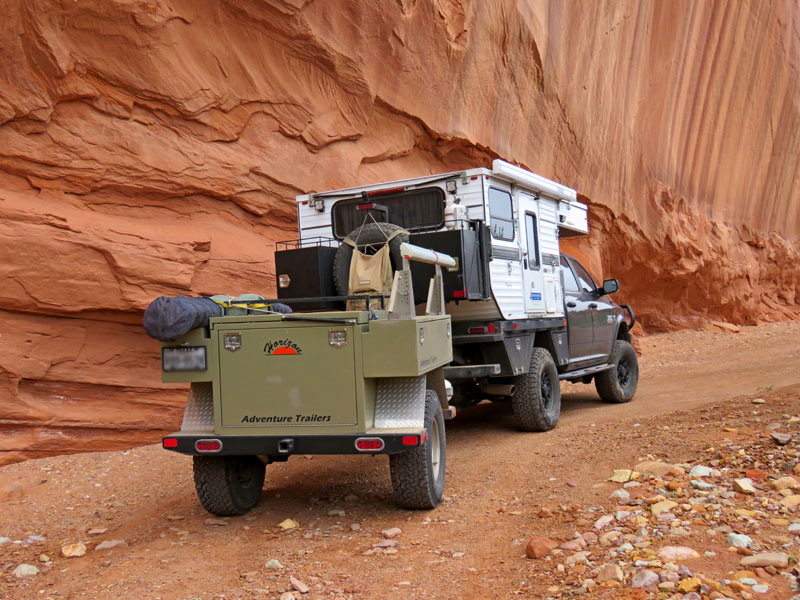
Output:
[
  {"xmin": 374, "ymin": 375, "xmax": 426, "ymax": 429},
  {"xmin": 181, "ymin": 382, "xmax": 214, "ymax": 433}
]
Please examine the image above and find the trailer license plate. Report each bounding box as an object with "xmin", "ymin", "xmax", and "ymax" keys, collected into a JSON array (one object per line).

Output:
[{"xmin": 162, "ymin": 346, "xmax": 207, "ymax": 371}]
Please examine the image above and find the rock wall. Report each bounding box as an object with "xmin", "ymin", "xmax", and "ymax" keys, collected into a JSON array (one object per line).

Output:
[{"xmin": 1, "ymin": 0, "xmax": 798, "ymax": 465}]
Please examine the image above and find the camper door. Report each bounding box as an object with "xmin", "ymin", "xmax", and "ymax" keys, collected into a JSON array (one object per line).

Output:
[{"xmin": 518, "ymin": 192, "xmax": 547, "ymax": 315}]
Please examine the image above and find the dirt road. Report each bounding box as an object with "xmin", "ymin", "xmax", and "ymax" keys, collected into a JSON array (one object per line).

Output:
[{"xmin": 2, "ymin": 320, "xmax": 799, "ymax": 600}]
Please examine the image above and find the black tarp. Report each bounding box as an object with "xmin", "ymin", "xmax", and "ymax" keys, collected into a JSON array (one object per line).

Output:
[{"xmin": 143, "ymin": 296, "xmax": 223, "ymax": 342}]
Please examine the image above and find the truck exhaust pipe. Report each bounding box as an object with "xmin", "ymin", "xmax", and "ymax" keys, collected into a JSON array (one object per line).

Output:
[{"xmin": 479, "ymin": 382, "xmax": 515, "ymax": 397}]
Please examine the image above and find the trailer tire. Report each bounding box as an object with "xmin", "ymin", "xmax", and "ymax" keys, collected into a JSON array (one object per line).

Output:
[
  {"xmin": 512, "ymin": 348, "xmax": 561, "ymax": 431},
  {"xmin": 333, "ymin": 223, "xmax": 409, "ymax": 297},
  {"xmin": 389, "ymin": 390, "xmax": 446, "ymax": 509},
  {"xmin": 595, "ymin": 340, "xmax": 638, "ymax": 403},
  {"xmin": 193, "ymin": 455, "xmax": 265, "ymax": 516}
]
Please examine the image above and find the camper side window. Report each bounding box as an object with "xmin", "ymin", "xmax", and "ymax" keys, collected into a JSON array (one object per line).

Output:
[
  {"xmin": 488, "ymin": 188, "xmax": 514, "ymax": 240},
  {"xmin": 524, "ymin": 213, "xmax": 540, "ymax": 269}
]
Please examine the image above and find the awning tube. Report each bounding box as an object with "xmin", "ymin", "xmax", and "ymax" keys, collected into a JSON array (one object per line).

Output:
[{"xmin": 399, "ymin": 242, "xmax": 457, "ymax": 268}]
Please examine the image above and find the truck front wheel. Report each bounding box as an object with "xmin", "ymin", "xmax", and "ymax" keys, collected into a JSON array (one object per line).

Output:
[
  {"xmin": 193, "ymin": 455, "xmax": 266, "ymax": 516},
  {"xmin": 595, "ymin": 340, "xmax": 638, "ymax": 403},
  {"xmin": 512, "ymin": 348, "xmax": 561, "ymax": 431},
  {"xmin": 389, "ymin": 391, "xmax": 446, "ymax": 509}
]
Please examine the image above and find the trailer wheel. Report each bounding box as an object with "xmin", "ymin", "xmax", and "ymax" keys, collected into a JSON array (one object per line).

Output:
[
  {"xmin": 333, "ymin": 222, "xmax": 409, "ymax": 297},
  {"xmin": 595, "ymin": 340, "xmax": 638, "ymax": 403},
  {"xmin": 512, "ymin": 348, "xmax": 561, "ymax": 431},
  {"xmin": 192, "ymin": 455, "xmax": 265, "ymax": 516},
  {"xmin": 389, "ymin": 390, "xmax": 446, "ymax": 509}
]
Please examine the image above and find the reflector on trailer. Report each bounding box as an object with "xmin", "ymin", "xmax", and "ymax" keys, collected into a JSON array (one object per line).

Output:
[
  {"xmin": 452, "ymin": 288, "xmax": 466, "ymax": 298},
  {"xmin": 163, "ymin": 438, "xmax": 178, "ymax": 448},
  {"xmin": 195, "ymin": 439, "xmax": 222, "ymax": 452},
  {"xmin": 402, "ymin": 436, "xmax": 419, "ymax": 446},
  {"xmin": 355, "ymin": 438, "xmax": 384, "ymax": 451}
]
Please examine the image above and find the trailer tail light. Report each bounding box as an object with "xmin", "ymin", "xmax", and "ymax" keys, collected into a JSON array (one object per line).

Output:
[
  {"xmin": 355, "ymin": 438, "xmax": 384, "ymax": 452},
  {"xmin": 468, "ymin": 326, "xmax": 487, "ymax": 334},
  {"xmin": 195, "ymin": 439, "xmax": 222, "ymax": 453},
  {"xmin": 163, "ymin": 438, "xmax": 178, "ymax": 448},
  {"xmin": 453, "ymin": 288, "xmax": 466, "ymax": 298},
  {"xmin": 488, "ymin": 323, "xmax": 496, "ymax": 333},
  {"xmin": 402, "ymin": 436, "xmax": 419, "ymax": 446}
]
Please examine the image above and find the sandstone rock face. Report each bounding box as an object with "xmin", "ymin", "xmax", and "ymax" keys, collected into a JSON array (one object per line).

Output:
[{"xmin": 1, "ymin": 0, "xmax": 799, "ymax": 465}]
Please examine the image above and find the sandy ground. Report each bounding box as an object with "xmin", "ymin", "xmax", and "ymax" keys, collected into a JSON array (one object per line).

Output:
[{"xmin": 1, "ymin": 320, "xmax": 799, "ymax": 600}]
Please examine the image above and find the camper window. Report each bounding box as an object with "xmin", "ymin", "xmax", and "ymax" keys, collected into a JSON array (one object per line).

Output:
[
  {"xmin": 524, "ymin": 213, "xmax": 540, "ymax": 269},
  {"xmin": 488, "ymin": 188, "xmax": 514, "ymax": 241}
]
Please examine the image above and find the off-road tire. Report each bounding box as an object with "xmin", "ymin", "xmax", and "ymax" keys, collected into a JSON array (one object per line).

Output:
[
  {"xmin": 389, "ymin": 390, "xmax": 446, "ymax": 509},
  {"xmin": 595, "ymin": 340, "xmax": 638, "ymax": 403},
  {"xmin": 333, "ymin": 222, "xmax": 409, "ymax": 296},
  {"xmin": 193, "ymin": 455, "xmax": 266, "ymax": 516},
  {"xmin": 512, "ymin": 348, "xmax": 561, "ymax": 431}
]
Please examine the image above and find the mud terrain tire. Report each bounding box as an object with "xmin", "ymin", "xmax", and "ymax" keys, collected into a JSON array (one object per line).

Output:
[
  {"xmin": 512, "ymin": 348, "xmax": 561, "ymax": 431},
  {"xmin": 333, "ymin": 222, "xmax": 409, "ymax": 296},
  {"xmin": 389, "ymin": 390, "xmax": 446, "ymax": 509},
  {"xmin": 193, "ymin": 455, "xmax": 265, "ymax": 516},
  {"xmin": 595, "ymin": 340, "xmax": 639, "ymax": 403}
]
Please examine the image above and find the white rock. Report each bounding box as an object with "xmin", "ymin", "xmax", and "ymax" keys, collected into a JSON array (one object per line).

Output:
[
  {"xmin": 265, "ymin": 559, "xmax": 284, "ymax": 570},
  {"xmin": 95, "ymin": 539, "xmax": 127, "ymax": 551},
  {"xmin": 13, "ymin": 564, "xmax": 39, "ymax": 578},
  {"xmin": 688, "ymin": 465, "xmax": 713, "ymax": 478},
  {"xmin": 657, "ymin": 546, "xmax": 700, "ymax": 561},
  {"xmin": 609, "ymin": 489, "xmax": 630, "ymax": 502},
  {"xmin": 727, "ymin": 533, "xmax": 752, "ymax": 548}
]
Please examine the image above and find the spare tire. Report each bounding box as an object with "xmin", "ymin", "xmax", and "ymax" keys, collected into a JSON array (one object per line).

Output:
[{"xmin": 333, "ymin": 222, "xmax": 409, "ymax": 296}]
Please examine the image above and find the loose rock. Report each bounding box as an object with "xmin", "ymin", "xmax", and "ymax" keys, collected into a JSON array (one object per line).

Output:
[
  {"xmin": 61, "ymin": 542, "xmax": 87, "ymax": 558},
  {"xmin": 95, "ymin": 539, "xmax": 127, "ymax": 551},
  {"xmin": 13, "ymin": 564, "xmax": 39, "ymax": 578},
  {"xmin": 525, "ymin": 537, "xmax": 555, "ymax": 559},
  {"xmin": 630, "ymin": 569, "xmax": 659, "ymax": 588},
  {"xmin": 381, "ymin": 527, "xmax": 402, "ymax": 539},
  {"xmin": 740, "ymin": 552, "xmax": 789, "ymax": 568},
  {"xmin": 657, "ymin": 546, "xmax": 700, "ymax": 561},
  {"xmin": 265, "ymin": 559, "xmax": 284, "ymax": 570},
  {"xmin": 596, "ymin": 564, "xmax": 623, "ymax": 583},
  {"xmin": 290, "ymin": 576, "xmax": 309, "ymax": 594}
]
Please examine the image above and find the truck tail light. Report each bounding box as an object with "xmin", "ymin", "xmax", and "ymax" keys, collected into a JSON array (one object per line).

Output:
[
  {"xmin": 467, "ymin": 323, "xmax": 495, "ymax": 334},
  {"xmin": 163, "ymin": 438, "xmax": 178, "ymax": 448},
  {"xmin": 367, "ymin": 187, "xmax": 404, "ymax": 196},
  {"xmin": 355, "ymin": 438, "xmax": 384, "ymax": 451},
  {"xmin": 195, "ymin": 439, "xmax": 222, "ymax": 452}
]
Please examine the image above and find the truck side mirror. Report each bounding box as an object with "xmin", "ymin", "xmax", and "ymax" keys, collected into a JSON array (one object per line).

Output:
[{"xmin": 599, "ymin": 279, "xmax": 619, "ymax": 295}]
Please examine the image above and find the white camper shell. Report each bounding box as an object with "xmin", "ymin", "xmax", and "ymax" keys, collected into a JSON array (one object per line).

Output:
[{"xmin": 295, "ymin": 160, "xmax": 588, "ymax": 323}]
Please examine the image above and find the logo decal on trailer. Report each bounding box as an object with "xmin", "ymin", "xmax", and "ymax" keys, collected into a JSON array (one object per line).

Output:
[
  {"xmin": 530, "ymin": 292, "xmax": 542, "ymax": 301},
  {"xmin": 264, "ymin": 339, "xmax": 303, "ymax": 356}
]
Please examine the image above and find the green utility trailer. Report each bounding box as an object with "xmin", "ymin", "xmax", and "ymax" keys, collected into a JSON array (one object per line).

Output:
[{"xmin": 159, "ymin": 243, "xmax": 457, "ymax": 515}]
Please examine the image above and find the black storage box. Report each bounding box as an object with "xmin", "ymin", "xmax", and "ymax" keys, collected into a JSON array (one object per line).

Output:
[
  {"xmin": 409, "ymin": 221, "xmax": 490, "ymax": 305},
  {"xmin": 275, "ymin": 245, "xmax": 340, "ymax": 310}
]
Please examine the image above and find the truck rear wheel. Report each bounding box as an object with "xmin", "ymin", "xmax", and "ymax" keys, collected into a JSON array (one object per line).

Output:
[
  {"xmin": 193, "ymin": 455, "xmax": 266, "ymax": 516},
  {"xmin": 512, "ymin": 348, "xmax": 561, "ymax": 431},
  {"xmin": 595, "ymin": 340, "xmax": 638, "ymax": 403},
  {"xmin": 389, "ymin": 390, "xmax": 446, "ymax": 509}
]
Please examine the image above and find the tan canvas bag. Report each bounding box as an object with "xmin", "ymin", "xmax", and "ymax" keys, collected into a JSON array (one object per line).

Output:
[{"xmin": 342, "ymin": 228, "xmax": 406, "ymax": 309}]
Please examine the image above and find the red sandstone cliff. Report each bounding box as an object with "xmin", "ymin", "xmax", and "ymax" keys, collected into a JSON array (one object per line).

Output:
[{"xmin": 1, "ymin": 0, "xmax": 799, "ymax": 465}]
